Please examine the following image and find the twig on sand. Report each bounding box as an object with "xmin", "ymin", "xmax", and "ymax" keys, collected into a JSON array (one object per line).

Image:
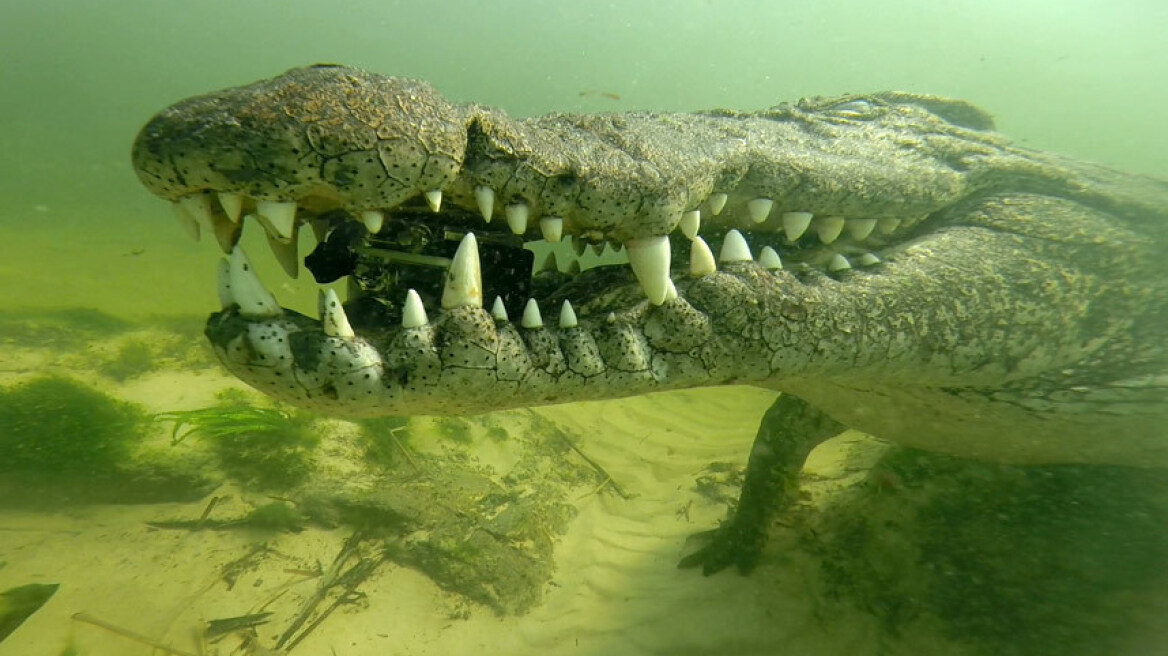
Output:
[
  {"xmin": 553, "ymin": 431, "xmax": 631, "ymax": 499},
  {"xmin": 71, "ymin": 612, "xmax": 198, "ymax": 656},
  {"xmin": 275, "ymin": 531, "xmax": 381, "ymax": 652}
]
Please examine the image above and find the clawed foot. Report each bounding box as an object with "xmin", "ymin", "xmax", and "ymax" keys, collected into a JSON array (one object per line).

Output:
[{"xmin": 677, "ymin": 520, "xmax": 764, "ymax": 576}]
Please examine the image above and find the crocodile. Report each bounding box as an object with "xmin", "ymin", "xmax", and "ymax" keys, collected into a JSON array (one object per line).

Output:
[{"xmin": 131, "ymin": 64, "xmax": 1168, "ymax": 575}]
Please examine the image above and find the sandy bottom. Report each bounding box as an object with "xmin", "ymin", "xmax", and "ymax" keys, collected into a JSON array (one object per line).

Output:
[
  {"xmin": 2, "ymin": 328, "xmax": 1166, "ymax": 656},
  {"xmin": 0, "ymin": 359, "xmax": 918, "ymax": 656}
]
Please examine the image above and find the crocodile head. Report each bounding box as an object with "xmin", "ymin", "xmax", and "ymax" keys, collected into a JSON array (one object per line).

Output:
[{"xmin": 132, "ymin": 65, "xmax": 1168, "ymax": 464}]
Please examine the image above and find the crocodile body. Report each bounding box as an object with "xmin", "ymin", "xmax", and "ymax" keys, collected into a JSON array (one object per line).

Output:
[{"xmin": 132, "ymin": 65, "xmax": 1168, "ymax": 573}]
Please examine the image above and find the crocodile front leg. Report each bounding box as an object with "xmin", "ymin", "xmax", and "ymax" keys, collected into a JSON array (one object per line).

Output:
[{"xmin": 679, "ymin": 393, "xmax": 845, "ymax": 575}]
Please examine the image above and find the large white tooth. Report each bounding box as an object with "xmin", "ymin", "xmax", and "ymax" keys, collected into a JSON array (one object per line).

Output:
[
  {"xmin": 540, "ymin": 216, "xmax": 563, "ymax": 243},
  {"xmin": 216, "ymin": 258, "xmax": 233, "ymax": 308},
  {"xmin": 178, "ymin": 194, "xmax": 215, "ymax": 231},
  {"xmin": 747, "ymin": 198, "xmax": 774, "ymax": 224},
  {"xmin": 264, "ymin": 223, "xmax": 299, "ymax": 278},
  {"xmin": 719, "ymin": 229, "xmax": 753, "ymax": 262},
  {"xmin": 689, "ymin": 237, "xmax": 717, "ymax": 277},
  {"xmin": 318, "ymin": 288, "xmax": 355, "ymax": 338},
  {"xmin": 816, "ymin": 216, "xmax": 846, "ymax": 244},
  {"xmin": 662, "ymin": 279, "xmax": 679, "ymax": 302},
  {"xmin": 474, "ymin": 186, "xmax": 495, "ymax": 222},
  {"xmin": 171, "ymin": 202, "xmax": 201, "ymax": 241},
  {"xmin": 846, "ymin": 218, "xmax": 877, "ymax": 240},
  {"xmin": 209, "ymin": 213, "xmax": 242, "ymax": 253},
  {"xmin": 521, "ymin": 298, "xmax": 543, "ymax": 328},
  {"xmin": 878, "ymin": 217, "xmax": 902, "ymax": 234},
  {"xmin": 758, "ymin": 246, "xmax": 783, "ymax": 270},
  {"xmin": 679, "ymin": 210, "xmax": 701, "ymax": 240},
  {"xmin": 360, "ymin": 210, "xmax": 384, "ymax": 234},
  {"xmin": 218, "ymin": 192, "xmax": 243, "ymax": 223},
  {"xmin": 441, "ymin": 232, "xmax": 483, "ymax": 309},
  {"xmin": 424, "ymin": 189, "xmax": 443, "ymax": 212},
  {"xmin": 828, "ymin": 254, "xmax": 852, "ymax": 272},
  {"xmin": 559, "ymin": 300, "xmax": 578, "ymax": 329},
  {"xmin": 782, "ymin": 212, "xmax": 813, "ymax": 241},
  {"xmin": 490, "ymin": 296, "xmax": 509, "ymax": 322},
  {"xmin": 505, "ymin": 202, "xmax": 529, "ymax": 235},
  {"xmin": 310, "ymin": 218, "xmax": 331, "ymax": 242},
  {"xmin": 707, "ymin": 193, "xmax": 728, "ymax": 215},
  {"xmin": 625, "ymin": 235, "xmax": 672, "ymax": 305},
  {"xmin": 402, "ymin": 289, "xmax": 428, "ymax": 328},
  {"xmin": 255, "ymin": 200, "xmax": 297, "ymax": 242},
  {"xmin": 228, "ymin": 246, "xmax": 280, "ymax": 317},
  {"xmin": 857, "ymin": 252, "xmax": 882, "ymax": 266}
]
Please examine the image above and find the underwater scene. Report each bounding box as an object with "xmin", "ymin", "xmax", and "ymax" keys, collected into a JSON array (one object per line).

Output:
[{"xmin": 2, "ymin": 1, "xmax": 1168, "ymax": 654}]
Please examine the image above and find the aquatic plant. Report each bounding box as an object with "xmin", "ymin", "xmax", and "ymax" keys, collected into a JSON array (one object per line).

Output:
[
  {"xmin": 0, "ymin": 376, "xmax": 146, "ymax": 475},
  {"xmin": 97, "ymin": 338, "xmax": 156, "ymax": 381},
  {"xmin": 155, "ymin": 396, "xmax": 319, "ymax": 489}
]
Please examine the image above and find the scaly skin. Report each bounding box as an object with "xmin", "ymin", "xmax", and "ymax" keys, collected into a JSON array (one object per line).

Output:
[{"xmin": 132, "ymin": 65, "xmax": 1168, "ymax": 573}]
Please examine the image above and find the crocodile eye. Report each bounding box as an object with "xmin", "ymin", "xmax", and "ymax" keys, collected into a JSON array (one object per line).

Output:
[{"xmin": 827, "ymin": 99, "xmax": 876, "ymax": 118}]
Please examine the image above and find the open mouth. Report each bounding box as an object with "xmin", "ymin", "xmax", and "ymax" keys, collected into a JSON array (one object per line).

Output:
[
  {"xmin": 132, "ymin": 65, "xmax": 976, "ymax": 415},
  {"xmin": 172, "ymin": 185, "xmax": 909, "ymax": 337}
]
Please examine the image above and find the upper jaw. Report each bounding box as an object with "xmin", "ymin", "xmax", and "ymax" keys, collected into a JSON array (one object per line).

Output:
[{"xmin": 133, "ymin": 66, "xmax": 996, "ymax": 358}]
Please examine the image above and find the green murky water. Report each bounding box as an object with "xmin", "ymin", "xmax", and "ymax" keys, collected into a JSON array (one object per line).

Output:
[{"xmin": 1, "ymin": 2, "xmax": 1167, "ymax": 655}]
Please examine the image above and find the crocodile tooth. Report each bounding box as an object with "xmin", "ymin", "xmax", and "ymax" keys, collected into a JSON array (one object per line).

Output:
[
  {"xmin": 625, "ymin": 235, "xmax": 672, "ymax": 305},
  {"xmin": 474, "ymin": 186, "xmax": 495, "ymax": 222},
  {"xmin": 590, "ymin": 242, "xmax": 605, "ymax": 256},
  {"xmin": 782, "ymin": 211, "xmax": 813, "ymax": 241},
  {"xmin": 255, "ymin": 200, "xmax": 297, "ymax": 242},
  {"xmin": 758, "ymin": 246, "xmax": 783, "ymax": 270},
  {"xmin": 178, "ymin": 193, "xmax": 215, "ymax": 232},
  {"xmin": 216, "ymin": 258, "xmax": 233, "ymax": 308},
  {"xmin": 171, "ymin": 202, "xmax": 201, "ymax": 241},
  {"xmin": 606, "ymin": 312, "xmax": 617, "ymax": 324},
  {"xmin": 689, "ymin": 237, "xmax": 717, "ymax": 277},
  {"xmin": 505, "ymin": 202, "xmax": 529, "ymax": 235},
  {"xmin": 565, "ymin": 259, "xmax": 582, "ymax": 275},
  {"xmin": 265, "ymin": 224, "xmax": 299, "ymax": 278},
  {"xmin": 218, "ymin": 192, "xmax": 243, "ymax": 223},
  {"xmin": 846, "ymin": 218, "xmax": 877, "ymax": 240},
  {"xmin": 719, "ymin": 229, "xmax": 753, "ymax": 262},
  {"xmin": 206, "ymin": 211, "xmax": 242, "ymax": 253},
  {"xmin": 402, "ymin": 289, "xmax": 428, "ymax": 328},
  {"xmin": 663, "ymin": 279, "xmax": 678, "ymax": 303},
  {"xmin": 441, "ymin": 232, "xmax": 482, "ymax": 309},
  {"xmin": 360, "ymin": 210, "xmax": 384, "ymax": 234},
  {"xmin": 490, "ymin": 296, "xmax": 509, "ymax": 322},
  {"xmin": 228, "ymin": 246, "xmax": 280, "ymax": 317},
  {"xmin": 521, "ymin": 298, "xmax": 543, "ymax": 328},
  {"xmin": 857, "ymin": 252, "xmax": 882, "ymax": 266},
  {"xmin": 559, "ymin": 300, "xmax": 578, "ymax": 328},
  {"xmin": 828, "ymin": 254, "xmax": 852, "ymax": 272},
  {"xmin": 540, "ymin": 217, "xmax": 563, "ymax": 242},
  {"xmin": 747, "ymin": 198, "xmax": 774, "ymax": 224},
  {"xmin": 816, "ymin": 216, "xmax": 846, "ymax": 244},
  {"xmin": 319, "ymin": 288, "xmax": 354, "ymax": 338},
  {"xmin": 425, "ymin": 189, "xmax": 442, "ymax": 212},
  {"xmin": 707, "ymin": 193, "xmax": 728, "ymax": 215},
  {"xmin": 572, "ymin": 236, "xmax": 588, "ymax": 257},
  {"xmin": 679, "ymin": 210, "xmax": 701, "ymax": 240},
  {"xmin": 878, "ymin": 217, "xmax": 902, "ymax": 234},
  {"xmin": 310, "ymin": 218, "xmax": 331, "ymax": 242}
]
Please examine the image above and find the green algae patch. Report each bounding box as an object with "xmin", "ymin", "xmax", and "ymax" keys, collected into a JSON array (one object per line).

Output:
[
  {"xmin": 156, "ymin": 392, "xmax": 319, "ymax": 490},
  {"xmin": 0, "ymin": 376, "xmax": 146, "ymax": 474}
]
